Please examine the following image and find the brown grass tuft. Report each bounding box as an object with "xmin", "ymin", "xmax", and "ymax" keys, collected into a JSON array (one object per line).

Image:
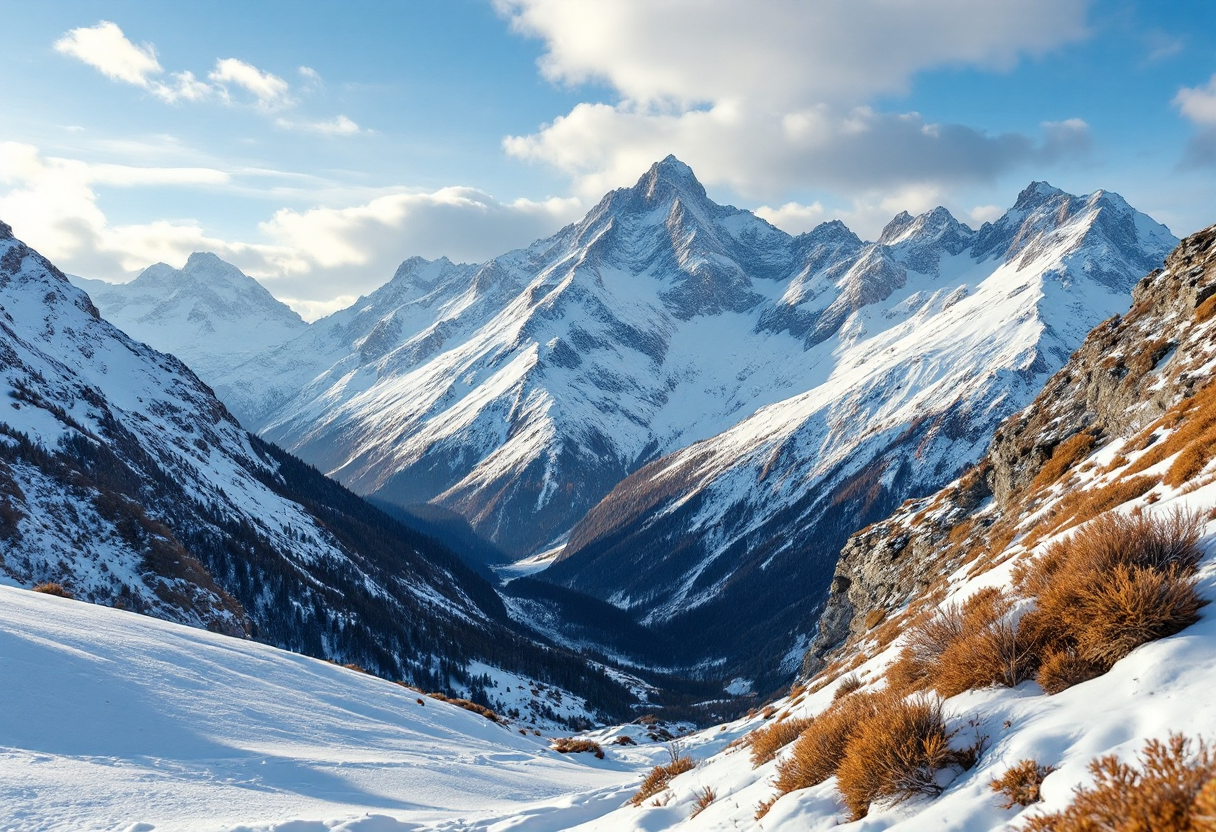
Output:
[
  {"xmin": 754, "ymin": 796, "xmax": 777, "ymax": 820},
  {"xmin": 552, "ymin": 737, "xmax": 604, "ymax": 759},
  {"xmin": 629, "ymin": 747, "xmax": 696, "ymax": 807},
  {"xmin": 1035, "ymin": 648, "xmax": 1105, "ymax": 695},
  {"xmin": 1024, "ymin": 734, "xmax": 1216, "ymax": 832},
  {"xmin": 991, "ymin": 759, "xmax": 1053, "ymax": 808},
  {"xmin": 772, "ymin": 692, "xmax": 882, "ymax": 797},
  {"xmin": 1033, "ymin": 432, "xmax": 1096, "ymax": 490},
  {"xmin": 690, "ymin": 786, "xmax": 716, "ymax": 819},
  {"xmin": 1015, "ymin": 510, "xmax": 1206, "ymax": 690},
  {"xmin": 834, "ymin": 694, "xmax": 954, "ymax": 820},
  {"xmin": 747, "ymin": 716, "xmax": 815, "ymax": 767},
  {"xmin": 887, "ymin": 588, "xmax": 1034, "ymax": 698},
  {"xmin": 32, "ymin": 582, "xmax": 72, "ymax": 598},
  {"xmin": 833, "ymin": 674, "xmax": 864, "ymax": 702}
]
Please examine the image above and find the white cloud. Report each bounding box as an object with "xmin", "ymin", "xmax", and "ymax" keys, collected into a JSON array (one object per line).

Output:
[
  {"xmin": 969, "ymin": 204, "xmax": 1006, "ymax": 225},
  {"xmin": 209, "ymin": 58, "xmax": 292, "ymax": 109},
  {"xmin": 276, "ymin": 115, "xmax": 363, "ymax": 136},
  {"xmin": 0, "ymin": 142, "xmax": 259, "ymax": 275},
  {"xmin": 506, "ymin": 102, "xmax": 1092, "ymax": 202},
  {"xmin": 498, "ymin": 0, "xmax": 1093, "ymax": 204},
  {"xmin": 54, "ymin": 21, "xmax": 162, "ymax": 87},
  {"xmin": 497, "ymin": 0, "xmax": 1088, "ymax": 108},
  {"xmin": 51, "ymin": 23, "xmax": 357, "ymax": 124},
  {"xmin": 754, "ymin": 201, "xmax": 828, "ymax": 236},
  {"xmin": 1176, "ymin": 74, "xmax": 1216, "ymax": 126},
  {"xmin": 0, "ymin": 142, "xmax": 583, "ymax": 319},
  {"xmin": 259, "ymin": 188, "xmax": 582, "ymax": 273}
]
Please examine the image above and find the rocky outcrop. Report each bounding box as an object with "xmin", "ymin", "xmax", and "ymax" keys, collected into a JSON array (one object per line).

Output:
[{"xmin": 800, "ymin": 222, "xmax": 1216, "ymax": 677}]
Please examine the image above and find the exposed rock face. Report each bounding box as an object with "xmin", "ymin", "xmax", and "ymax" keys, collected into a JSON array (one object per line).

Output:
[{"xmin": 801, "ymin": 222, "xmax": 1216, "ymax": 677}]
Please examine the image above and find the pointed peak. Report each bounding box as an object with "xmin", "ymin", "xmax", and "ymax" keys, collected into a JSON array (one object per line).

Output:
[
  {"xmin": 877, "ymin": 211, "xmax": 916, "ymax": 244},
  {"xmin": 1013, "ymin": 181, "xmax": 1066, "ymax": 211},
  {"xmin": 634, "ymin": 155, "xmax": 708, "ymax": 203},
  {"xmin": 0, "ymin": 219, "xmax": 12, "ymax": 241},
  {"xmin": 802, "ymin": 219, "xmax": 862, "ymax": 247}
]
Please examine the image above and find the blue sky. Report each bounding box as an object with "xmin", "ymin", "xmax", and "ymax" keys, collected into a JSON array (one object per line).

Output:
[{"xmin": 1, "ymin": 0, "xmax": 1213, "ymax": 318}]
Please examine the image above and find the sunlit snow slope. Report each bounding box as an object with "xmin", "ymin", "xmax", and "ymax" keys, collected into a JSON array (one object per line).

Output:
[{"xmin": 0, "ymin": 584, "xmax": 658, "ymax": 832}]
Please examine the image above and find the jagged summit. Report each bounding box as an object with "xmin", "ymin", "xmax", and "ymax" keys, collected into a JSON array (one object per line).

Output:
[
  {"xmin": 0, "ymin": 220, "xmax": 12, "ymax": 240},
  {"xmin": 1011, "ymin": 180, "xmax": 1066, "ymax": 212},
  {"xmin": 636, "ymin": 154, "xmax": 708, "ymax": 202}
]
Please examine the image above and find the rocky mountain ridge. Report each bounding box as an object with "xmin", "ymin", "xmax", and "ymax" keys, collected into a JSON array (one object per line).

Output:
[{"xmin": 803, "ymin": 220, "xmax": 1216, "ymax": 676}]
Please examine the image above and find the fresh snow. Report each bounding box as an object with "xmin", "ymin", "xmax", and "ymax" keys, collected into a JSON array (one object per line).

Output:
[{"xmin": 6, "ymin": 477, "xmax": 1216, "ymax": 832}]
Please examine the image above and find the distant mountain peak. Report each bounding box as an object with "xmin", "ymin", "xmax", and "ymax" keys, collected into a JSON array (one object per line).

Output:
[
  {"xmin": 1013, "ymin": 180, "xmax": 1066, "ymax": 211},
  {"xmin": 634, "ymin": 155, "xmax": 709, "ymax": 205},
  {"xmin": 0, "ymin": 220, "xmax": 12, "ymax": 241}
]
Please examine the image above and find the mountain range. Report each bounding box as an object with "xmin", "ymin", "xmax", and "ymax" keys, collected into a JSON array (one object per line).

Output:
[{"xmin": 75, "ymin": 158, "xmax": 1176, "ymax": 690}]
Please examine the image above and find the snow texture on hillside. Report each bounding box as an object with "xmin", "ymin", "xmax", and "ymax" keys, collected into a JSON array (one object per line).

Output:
[
  {"xmin": 72, "ymin": 253, "xmax": 307, "ymax": 411},
  {"xmin": 5, "ymin": 494, "xmax": 1216, "ymax": 832},
  {"xmin": 0, "ymin": 220, "xmax": 577, "ymax": 696},
  {"xmin": 544, "ymin": 179, "xmax": 1176, "ymax": 685}
]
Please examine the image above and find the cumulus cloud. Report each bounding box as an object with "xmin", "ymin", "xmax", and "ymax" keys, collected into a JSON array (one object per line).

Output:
[
  {"xmin": 209, "ymin": 58, "xmax": 292, "ymax": 109},
  {"xmin": 259, "ymin": 188, "xmax": 582, "ymax": 274},
  {"xmin": 497, "ymin": 0, "xmax": 1093, "ymax": 201},
  {"xmin": 1175, "ymin": 74, "xmax": 1216, "ymax": 125},
  {"xmin": 54, "ymin": 21, "xmax": 162, "ymax": 87},
  {"xmin": 52, "ymin": 21, "xmax": 355, "ymax": 124},
  {"xmin": 0, "ymin": 142, "xmax": 582, "ymax": 319},
  {"xmin": 506, "ymin": 102, "xmax": 1092, "ymax": 202},
  {"xmin": 497, "ymin": 0, "xmax": 1088, "ymax": 108},
  {"xmin": 1174, "ymin": 73, "xmax": 1216, "ymax": 169}
]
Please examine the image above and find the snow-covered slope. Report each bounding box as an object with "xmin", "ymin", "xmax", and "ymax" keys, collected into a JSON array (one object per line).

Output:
[
  {"xmin": 0, "ymin": 583, "xmax": 664, "ymax": 832},
  {"xmin": 0, "ymin": 220, "xmax": 634, "ymax": 719},
  {"xmin": 73, "ymin": 253, "xmax": 307, "ymax": 420},
  {"xmin": 545, "ymin": 182, "xmax": 1176, "ymax": 688}
]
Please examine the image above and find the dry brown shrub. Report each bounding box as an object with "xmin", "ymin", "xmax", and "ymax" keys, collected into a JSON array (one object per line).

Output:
[
  {"xmin": 1033, "ymin": 432, "xmax": 1097, "ymax": 490},
  {"xmin": 1193, "ymin": 776, "xmax": 1216, "ymax": 828},
  {"xmin": 1024, "ymin": 734, "xmax": 1216, "ymax": 832},
  {"xmin": 864, "ymin": 608, "xmax": 887, "ymax": 630},
  {"xmin": 887, "ymin": 588, "xmax": 1034, "ymax": 698},
  {"xmin": 754, "ymin": 796, "xmax": 777, "ymax": 820},
  {"xmin": 1195, "ymin": 293, "xmax": 1216, "ymax": 322},
  {"xmin": 773, "ymin": 691, "xmax": 883, "ymax": 796},
  {"xmin": 1015, "ymin": 510, "xmax": 1206, "ymax": 688},
  {"xmin": 834, "ymin": 694, "xmax": 954, "ymax": 820},
  {"xmin": 689, "ymin": 786, "xmax": 716, "ymax": 819},
  {"xmin": 32, "ymin": 582, "xmax": 72, "ymax": 598},
  {"xmin": 1035, "ymin": 648, "xmax": 1105, "ymax": 694},
  {"xmin": 991, "ymin": 759, "xmax": 1054, "ymax": 808},
  {"xmin": 747, "ymin": 716, "xmax": 815, "ymax": 767},
  {"xmin": 629, "ymin": 748, "xmax": 696, "ymax": 806},
  {"xmin": 761, "ymin": 705, "xmax": 777, "ymax": 720},
  {"xmin": 833, "ymin": 674, "xmax": 864, "ymax": 702},
  {"xmin": 1127, "ymin": 382, "xmax": 1216, "ymax": 485},
  {"xmin": 1073, "ymin": 565, "xmax": 1204, "ymax": 668},
  {"xmin": 426, "ymin": 692, "xmax": 501, "ymax": 722},
  {"xmin": 552, "ymin": 737, "xmax": 605, "ymax": 759},
  {"xmin": 1045, "ymin": 475, "xmax": 1160, "ymax": 535}
]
